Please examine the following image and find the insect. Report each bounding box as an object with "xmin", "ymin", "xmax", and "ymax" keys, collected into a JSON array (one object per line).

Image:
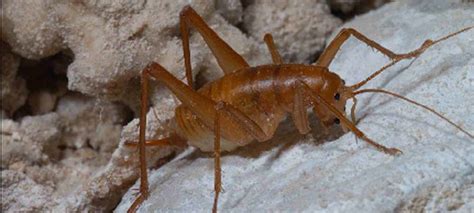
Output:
[{"xmin": 125, "ymin": 5, "xmax": 473, "ymax": 213}]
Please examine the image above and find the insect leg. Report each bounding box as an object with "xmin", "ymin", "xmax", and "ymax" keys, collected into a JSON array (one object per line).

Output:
[
  {"xmin": 130, "ymin": 63, "xmax": 269, "ymax": 211},
  {"xmin": 125, "ymin": 133, "xmax": 188, "ymax": 148},
  {"xmin": 180, "ymin": 5, "xmax": 249, "ymax": 86},
  {"xmin": 144, "ymin": 63, "xmax": 274, "ymax": 212},
  {"xmin": 212, "ymin": 102, "xmax": 224, "ymax": 213},
  {"xmin": 128, "ymin": 70, "xmax": 152, "ymax": 213},
  {"xmin": 145, "ymin": 63, "xmax": 269, "ymax": 142},
  {"xmin": 291, "ymin": 83, "xmax": 311, "ymax": 134},
  {"xmin": 318, "ymin": 27, "xmax": 438, "ymax": 68},
  {"xmin": 263, "ymin": 33, "xmax": 283, "ymax": 64},
  {"xmin": 316, "ymin": 28, "xmax": 400, "ymax": 67},
  {"xmin": 312, "ymin": 106, "xmax": 334, "ymax": 135},
  {"xmin": 297, "ymin": 81, "xmax": 402, "ymax": 155}
]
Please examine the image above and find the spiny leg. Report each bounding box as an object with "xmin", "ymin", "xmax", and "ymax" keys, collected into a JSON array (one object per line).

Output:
[
  {"xmin": 128, "ymin": 70, "xmax": 189, "ymax": 213},
  {"xmin": 297, "ymin": 81, "xmax": 402, "ymax": 155},
  {"xmin": 212, "ymin": 102, "xmax": 225, "ymax": 213},
  {"xmin": 128, "ymin": 70, "xmax": 151, "ymax": 213},
  {"xmin": 180, "ymin": 5, "xmax": 249, "ymax": 87},
  {"xmin": 316, "ymin": 28, "xmax": 398, "ymax": 67},
  {"xmin": 317, "ymin": 26, "xmax": 473, "ymax": 70},
  {"xmin": 263, "ymin": 33, "xmax": 283, "ymax": 64},
  {"xmin": 316, "ymin": 28, "xmax": 432, "ymax": 68},
  {"xmin": 210, "ymin": 101, "xmax": 275, "ymax": 212}
]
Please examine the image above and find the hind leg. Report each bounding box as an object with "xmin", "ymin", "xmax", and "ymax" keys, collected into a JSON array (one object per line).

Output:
[
  {"xmin": 180, "ymin": 6, "xmax": 249, "ymax": 86},
  {"xmin": 129, "ymin": 62, "xmax": 271, "ymax": 212}
]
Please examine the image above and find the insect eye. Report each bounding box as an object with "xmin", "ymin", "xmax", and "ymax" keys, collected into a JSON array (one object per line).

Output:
[
  {"xmin": 334, "ymin": 93, "xmax": 340, "ymax": 100},
  {"xmin": 334, "ymin": 118, "xmax": 340, "ymax": 125}
]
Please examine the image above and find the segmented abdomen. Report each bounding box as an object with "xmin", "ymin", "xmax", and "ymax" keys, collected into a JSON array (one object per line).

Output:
[{"xmin": 173, "ymin": 64, "xmax": 325, "ymax": 152}]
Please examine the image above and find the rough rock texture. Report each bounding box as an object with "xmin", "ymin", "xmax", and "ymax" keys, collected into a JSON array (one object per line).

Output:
[
  {"xmin": 216, "ymin": 0, "xmax": 243, "ymax": 25},
  {"xmin": 1, "ymin": 94, "xmax": 131, "ymax": 212},
  {"xmin": 0, "ymin": 0, "xmax": 282, "ymax": 104},
  {"xmin": 1, "ymin": 43, "xmax": 28, "ymax": 116},
  {"xmin": 328, "ymin": 0, "xmax": 390, "ymax": 16},
  {"xmin": 52, "ymin": 93, "xmax": 180, "ymax": 212},
  {"xmin": 1, "ymin": 170, "xmax": 55, "ymax": 212},
  {"xmin": 1, "ymin": 0, "xmax": 205, "ymax": 101},
  {"xmin": 17, "ymin": 53, "xmax": 71, "ymax": 116},
  {"xmin": 1, "ymin": 1, "xmax": 64, "ymax": 59},
  {"xmin": 117, "ymin": 1, "xmax": 474, "ymax": 212},
  {"xmin": 59, "ymin": 0, "xmax": 211, "ymax": 100},
  {"xmin": 1, "ymin": 0, "xmax": 329, "ymax": 109},
  {"xmin": 243, "ymin": 0, "xmax": 342, "ymax": 63},
  {"xmin": 27, "ymin": 90, "xmax": 58, "ymax": 115},
  {"xmin": 56, "ymin": 93, "xmax": 130, "ymax": 151},
  {"xmin": 1, "ymin": 114, "xmax": 61, "ymax": 168}
]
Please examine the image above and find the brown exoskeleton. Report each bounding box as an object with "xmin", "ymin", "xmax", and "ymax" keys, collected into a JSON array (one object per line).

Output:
[{"xmin": 125, "ymin": 6, "xmax": 473, "ymax": 212}]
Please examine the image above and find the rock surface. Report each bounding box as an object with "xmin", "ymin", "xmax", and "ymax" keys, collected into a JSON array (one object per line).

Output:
[
  {"xmin": 0, "ymin": 43, "xmax": 28, "ymax": 116},
  {"xmin": 243, "ymin": 0, "xmax": 341, "ymax": 63},
  {"xmin": 1, "ymin": 94, "xmax": 131, "ymax": 212},
  {"xmin": 117, "ymin": 1, "xmax": 474, "ymax": 212},
  {"xmin": 328, "ymin": 0, "xmax": 389, "ymax": 16}
]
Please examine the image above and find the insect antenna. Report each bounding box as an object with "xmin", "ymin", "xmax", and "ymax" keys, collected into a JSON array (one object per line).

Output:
[{"xmin": 352, "ymin": 88, "xmax": 473, "ymax": 139}]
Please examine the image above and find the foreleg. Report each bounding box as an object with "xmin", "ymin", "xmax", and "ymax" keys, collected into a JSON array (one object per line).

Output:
[{"xmin": 297, "ymin": 81, "xmax": 401, "ymax": 155}]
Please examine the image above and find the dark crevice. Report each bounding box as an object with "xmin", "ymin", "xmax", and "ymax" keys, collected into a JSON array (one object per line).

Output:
[
  {"xmin": 328, "ymin": 0, "xmax": 391, "ymax": 22},
  {"xmin": 13, "ymin": 50, "xmax": 73, "ymax": 120}
]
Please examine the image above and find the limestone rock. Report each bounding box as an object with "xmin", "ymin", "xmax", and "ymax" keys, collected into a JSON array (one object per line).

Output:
[
  {"xmin": 243, "ymin": 0, "xmax": 342, "ymax": 63},
  {"xmin": 1, "ymin": 43, "xmax": 28, "ymax": 115}
]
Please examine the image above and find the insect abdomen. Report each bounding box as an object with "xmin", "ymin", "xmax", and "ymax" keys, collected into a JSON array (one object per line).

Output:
[{"xmin": 173, "ymin": 64, "xmax": 329, "ymax": 152}]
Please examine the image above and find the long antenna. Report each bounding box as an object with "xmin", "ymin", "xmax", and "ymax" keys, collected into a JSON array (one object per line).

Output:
[
  {"xmin": 353, "ymin": 88, "xmax": 473, "ymax": 138},
  {"xmin": 350, "ymin": 26, "xmax": 473, "ymax": 90}
]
